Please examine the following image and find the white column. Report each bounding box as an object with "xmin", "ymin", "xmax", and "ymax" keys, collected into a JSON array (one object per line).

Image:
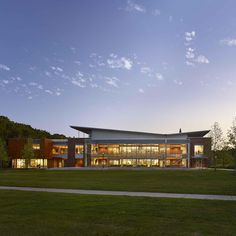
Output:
[{"xmin": 187, "ymin": 142, "xmax": 190, "ymax": 168}]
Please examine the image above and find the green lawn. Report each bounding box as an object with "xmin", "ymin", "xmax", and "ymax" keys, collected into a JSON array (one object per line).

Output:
[
  {"xmin": 0, "ymin": 169, "xmax": 236, "ymax": 195},
  {"xmin": 0, "ymin": 190, "xmax": 236, "ymax": 236}
]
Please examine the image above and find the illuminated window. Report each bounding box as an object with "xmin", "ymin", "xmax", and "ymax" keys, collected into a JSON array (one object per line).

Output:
[
  {"xmin": 33, "ymin": 144, "xmax": 40, "ymax": 150},
  {"xmin": 194, "ymin": 145, "xmax": 204, "ymax": 156},
  {"xmin": 52, "ymin": 145, "xmax": 68, "ymax": 154},
  {"xmin": 75, "ymin": 145, "xmax": 84, "ymax": 154}
]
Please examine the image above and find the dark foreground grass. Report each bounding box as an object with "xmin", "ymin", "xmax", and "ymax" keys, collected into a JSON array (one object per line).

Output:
[
  {"xmin": 0, "ymin": 190, "xmax": 236, "ymax": 236},
  {"xmin": 0, "ymin": 169, "xmax": 236, "ymax": 195}
]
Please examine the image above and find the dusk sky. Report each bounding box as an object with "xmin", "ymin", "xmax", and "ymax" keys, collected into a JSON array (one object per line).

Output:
[{"xmin": 0, "ymin": 0, "xmax": 236, "ymax": 137}]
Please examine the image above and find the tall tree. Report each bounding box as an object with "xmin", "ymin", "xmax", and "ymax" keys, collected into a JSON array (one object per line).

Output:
[
  {"xmin": 21, "ymin": 138, "xmax": 34, "ymax": 168},
  {"xmin": 209, "ymin": 122, "xmax": 224, "ymax": 170},
  {"xmin": 227, "ymin": 117, "xmax": 236, "ymax": 170},
  {"xmin": 0, "ymin": 138, "xmax": 8, "ymax": 168}
]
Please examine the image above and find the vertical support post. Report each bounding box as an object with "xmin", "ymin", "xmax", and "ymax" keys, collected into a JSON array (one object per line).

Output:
[
  {"xmin": 84, "ymin": 140, "xmax": 87, "ymax": 167},
  {"xmin": 164, "ymin": 137, "xmax": 167, "ymax": 167},
  {"xmin": 187, "ymin": 142, "xmax": 190, "ymax": 168}
]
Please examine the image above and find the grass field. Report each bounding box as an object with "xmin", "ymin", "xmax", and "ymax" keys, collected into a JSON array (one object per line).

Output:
[
  {"xmin": 0, "ymin": 169, "xmax": 236, "ymax": 195},
  {"xmin": 0, "ymin": 190, "xmax": 236, "ymax": 236}
]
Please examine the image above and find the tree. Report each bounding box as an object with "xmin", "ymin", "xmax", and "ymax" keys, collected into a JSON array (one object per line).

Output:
[
  {"xmin": 227, "ymin": 117, "xmax": 236, "ymax": 170},
  {"xmin": 21, "ymin": 138, "xmax": 34, "ymax": 168},
  {"xmin": 0, "ymin": 138, "xmax": 8, "ymax": 168},
  {"xmin": 209, "ymin": 122, "xmax": 224, "ymax": 171}
]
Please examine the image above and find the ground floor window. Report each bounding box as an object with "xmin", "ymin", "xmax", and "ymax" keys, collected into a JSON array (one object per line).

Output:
[
  {"xmin": 91, "ymin": 157, "xmax": 187, "ymax": 168},
  {"xmin": 12, "ymin": 159, "xmax": 47, "ymax": 168}
]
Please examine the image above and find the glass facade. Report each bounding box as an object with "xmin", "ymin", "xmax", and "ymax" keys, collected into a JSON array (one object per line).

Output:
[
  {"xmin": 194, "ymin": 145, "xmax": 204, "ymax": 156},
  {"xmin": 90, "ymin": 144, "xmax": 188, "ymax": 167},
  {"xmin": 75, "ymin": 145, "xmax": 84, "ymax": 158},
  {"xmin": 12, "ymin": 159, "xmax": 47, "ymax": 168}
]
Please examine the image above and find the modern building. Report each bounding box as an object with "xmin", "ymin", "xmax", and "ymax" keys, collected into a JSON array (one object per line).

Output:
[{"xmin": 7, "ymin": 126, "xmax": 211, "ymax": 168}]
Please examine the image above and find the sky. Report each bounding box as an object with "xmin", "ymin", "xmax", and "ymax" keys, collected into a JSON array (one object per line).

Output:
[{"xmin": 0, "ymin": 0, "xmax": 236, "ymax": 137}]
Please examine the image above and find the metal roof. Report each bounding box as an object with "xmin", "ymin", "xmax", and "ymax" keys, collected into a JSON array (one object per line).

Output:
[{"xmin": 70, "ymin": 126, "xmax": 210, "ymax": 137}]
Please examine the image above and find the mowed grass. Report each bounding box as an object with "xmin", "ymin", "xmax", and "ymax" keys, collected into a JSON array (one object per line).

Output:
[
  {"xmin": 0, "ymin": 190, "xmax": 236, "ymax": 236},
  {"xmin": 0, "ymin": 169, "xmax": 236, "ymax": 195}
]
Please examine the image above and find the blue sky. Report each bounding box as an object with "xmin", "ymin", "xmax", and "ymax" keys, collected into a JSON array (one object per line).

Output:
[{"xmin": 0, "ymin": 0, "xmax": 236, "ymax": 136}]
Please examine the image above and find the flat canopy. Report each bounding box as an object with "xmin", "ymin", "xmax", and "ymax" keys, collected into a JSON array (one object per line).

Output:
[{"xmin": 70, "ymin": 126, "xmax": 210, "ymax": 138}]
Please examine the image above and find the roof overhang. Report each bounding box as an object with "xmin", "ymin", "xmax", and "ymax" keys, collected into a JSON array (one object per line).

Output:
[{"xmin": 70, "ymin": 126, "xmax": 210, "ymax": 138}]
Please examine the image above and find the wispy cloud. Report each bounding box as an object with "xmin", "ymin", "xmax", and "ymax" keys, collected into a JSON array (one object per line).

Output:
[
  {"xmin": 184, "ymin": 31, "xmax": 209, "ymax": 66},
  {"xmin": 155, "ymin": 73, "xmax": 164, "ymax": 81},
  {"xmin": 185, "ymin": 31, "xmax": 196, "ymax": 42},
  {"xmin": 105, "ymin": 77, "xmax": 119, "ymax": 88},
  {"xmin": 185, "ymin": 47, "xmax": 195, "ymax": 59},
  {"xmin": 173, "ymin": 80, "xmax": 183, "ymax": 86},
  {"xmin": 51, "ymin": 66, "xmax": 63, "ymax": 72},
  {"xmin": 125, "ymin": 0, "xmax": 146, "ymax": 13},
  {"xmin": 195, "ymin": 55, "xmax": 209, "ymax": 64},
  {"xmin": 0, "ymin": 64, "xmax": 10, "ymax": 71},
  {"xmin": 140, "ymin": 66, "xmax": 152, "ymax": 75},
  {"xmin": 220, "ymin": 38, "xmax": 236, "ymax": 46},
  {"xmin": 169, "ymin": 16, "xmax": 173, "ymax": 23},
  {"xmin": 138, "ymin": 88, "xmax": 144, "ymax": 93},
  {"xmin": 152, "ymin": 9, "xmax": 161, "ymax": 16},
  {"xmin": 107, "ymin": 55, "xmax": 133, "ymax": 70}
]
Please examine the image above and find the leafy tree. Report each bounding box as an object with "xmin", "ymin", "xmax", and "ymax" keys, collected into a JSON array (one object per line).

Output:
[
  {"xmin": 0, "ymin": 138, "xmax": 8, "ymax": 168},
  {"xmin": 209, "ymin": 122, "xmax": 224, "ymax": 170},
  {"xmin": 21, "ymin": 138, "xmax": 34, "ymax": 168},
  {"xmin": 227, "ymin": 117, "xmax": 236, "ymax": 170},
  {"xmin": 0, "ymin": 115, "xmax": 66, "ymax": 141}
]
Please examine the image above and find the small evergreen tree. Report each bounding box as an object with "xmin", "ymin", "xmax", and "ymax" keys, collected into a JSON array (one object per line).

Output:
[
  {"xmin": 21, "ymin": 138, "xmax": 34, "ymax": 168},
  {"xmin": 0, "ymin": 138, "xmax": 8, "ymax": 168}
]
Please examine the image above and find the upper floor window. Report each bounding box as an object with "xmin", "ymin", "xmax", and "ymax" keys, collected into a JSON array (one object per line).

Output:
[{"xmin": 194, "ymin": 145, "xmax": 204, "ymax": 156}]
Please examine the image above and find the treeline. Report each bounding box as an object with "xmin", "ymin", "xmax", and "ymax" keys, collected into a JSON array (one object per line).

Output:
[
  {"xmin": 209, "ymin": 117, "xmax": 236, "ymax": 169},
  {"xmin": 0, "ymin": 116, "xmax": 66, "ymax": 141}
]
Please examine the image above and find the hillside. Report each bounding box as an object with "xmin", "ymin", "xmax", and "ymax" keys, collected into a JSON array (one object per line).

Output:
[{"xmin": 0, "ymin": 116, "xmax": 66, "ymax": 141}]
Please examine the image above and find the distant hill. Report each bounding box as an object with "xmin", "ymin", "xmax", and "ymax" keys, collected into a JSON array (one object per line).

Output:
[{"xmin": 0, "ymin": 116, "xmax": 66, "ymax": 141}]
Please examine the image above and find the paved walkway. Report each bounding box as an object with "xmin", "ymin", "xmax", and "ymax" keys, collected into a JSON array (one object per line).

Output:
[{"xmin": 0, "ymin": 186, "xmax": 236, "ymax": 201}]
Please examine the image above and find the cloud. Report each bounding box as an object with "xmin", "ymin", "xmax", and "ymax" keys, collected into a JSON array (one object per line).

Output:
[
  {"xmin": 29, "ymin": 82, "xmax": 38, "ymax": 86},
  {"xmin": 140, "ymin": 66, "xmax": 152, "ymax": 74},
  {"xmin": 70, "ymin": 47, "xmax": 76, "ymax": 54},
  {"xmin": 185, "ymin": 47, "xmax": 195, "ymax": 59},
  {"xmin": 138, "ymin": 88, "xmax": 144, "ymax": 93},
  {"xmin": 152, "ymin": 9, "xmax": 161, "ymax": 16},
  {"xmin": 3, "ymin": 80, "xmax": 9, "ymax": 84},
  {"xmin": 0, "ymin": 64, "xmax": 10, "ymax": 71},
  {"xmin": 155, "ymin": 73, "xmax": 164, "ymax": 81},
  {"xmin": 173, "ymin": 80, "xmax": 183, "ymax": 86},
  {"xmin": 169, "ymin": 16, "xmax": 173, "ymax": 23},
  {"xmin": 195, "ymin": 55, "xmax": 209, "ymax": 64},
  {"xmin": 184, "ymin": 31, "xmax": 209, "ymax": 66},
  {"xmin": 38, "ymin": 84, "xmax": 43, "ymax": 90},
  {"xmin": 45, "ymin": 71, "xmax": 51, "ymax": 77},
  {"xmin": 105, "ymin": 77, "xmax": 119, "ymax": 88},
  {"xmin": 45, "ymin": 89, "xmax": 53, "ymax": 95},
  {"xmin": 71, "ymin": 80, "xmax": 86, "ymax": 88},
  {"xmin": 185, "ymin": 31, "xmax": 196, "ymax": 42},
  {"xmin": 125, "ymin": 0, "xmax": 146, "ymax": 13},
  {"xmin": 220, "ymin": 38, "xmax": 236, "ymax": 46},
  {"xmin": 74, "ymin": 60, "xmax": 81, "ymax": 65},
  {"xmin": 51, "ymin": 66, "xmax": 63, "ymax": 72},
  {"xmin": 107, "ymin": 56, "xmax": 133, "ymax": 70},
  {"xmin": 185, "ymin": 61, "xmax": 195, "ymax": 66}
]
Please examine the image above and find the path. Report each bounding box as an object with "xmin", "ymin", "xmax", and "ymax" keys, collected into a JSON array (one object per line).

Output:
[{"xmin": 0, "ymin": 186, "xmax": 236, "ymax": 201}]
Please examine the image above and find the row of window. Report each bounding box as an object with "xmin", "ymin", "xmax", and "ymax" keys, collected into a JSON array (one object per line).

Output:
[
  {"xmin": 32, "ymin": 144, "xmax": 204, "ymax": 156},
  {"xmin": 91, "ymin": 158, "xmax": 187, "ymax": 167}
]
